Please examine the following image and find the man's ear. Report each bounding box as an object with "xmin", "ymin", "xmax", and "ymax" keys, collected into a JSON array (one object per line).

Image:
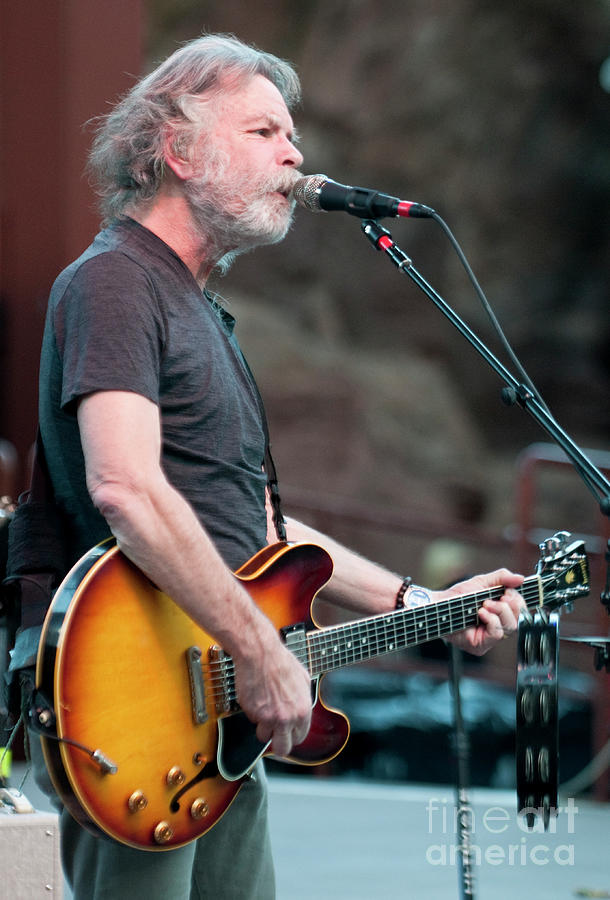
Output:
[{"xmin": 163, "ymin": 129, "xmax": 195, "ymax": 181}]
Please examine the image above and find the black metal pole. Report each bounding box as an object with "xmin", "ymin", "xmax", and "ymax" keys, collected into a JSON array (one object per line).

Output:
[{"xmin": 449, "ymin": 645, "xmax": 476, "ymax": 899}]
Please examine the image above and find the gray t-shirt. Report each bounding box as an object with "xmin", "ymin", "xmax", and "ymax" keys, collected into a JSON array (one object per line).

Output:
[{"xmin": 38, "ymin": 218, "xmax": 268, "ymax": 570}]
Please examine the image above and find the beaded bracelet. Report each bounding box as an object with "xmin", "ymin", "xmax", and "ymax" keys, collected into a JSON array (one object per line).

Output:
[{"xmin": 395, "ymin": 576, "xmax": 413, "ymax": 609}]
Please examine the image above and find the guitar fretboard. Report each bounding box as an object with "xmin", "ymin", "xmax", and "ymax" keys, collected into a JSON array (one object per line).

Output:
[
  {"xmin": 302, "ymin": 573, "xmax": 544, "ymax": 677},
  {"xmin": 211, "ymin": 539, "xmax": 587, "ymax": 713}
]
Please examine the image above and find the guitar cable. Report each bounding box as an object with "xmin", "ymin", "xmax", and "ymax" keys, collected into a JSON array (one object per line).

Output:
[{"xmin": 28, "ymin": 689, "xmax": 118, "ymax": 774}]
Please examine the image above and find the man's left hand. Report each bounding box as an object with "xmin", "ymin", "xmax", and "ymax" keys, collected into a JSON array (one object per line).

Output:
[{"xmin": 439, "ymin": 569, "xmax": 525, "ymax": 656}]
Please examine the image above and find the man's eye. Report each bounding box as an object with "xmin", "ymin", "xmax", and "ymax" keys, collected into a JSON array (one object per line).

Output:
[{"xmin": 256, "ymin": 128, "xmax": 271, "ymax": 137}]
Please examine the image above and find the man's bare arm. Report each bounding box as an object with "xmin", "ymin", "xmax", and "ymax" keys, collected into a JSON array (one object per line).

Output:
[
  {"xmin": 77, "ymin": 390, "xmax": 312, "ymax": 754},
  {"xmin": 269, "ymin": 505, "xmax": 524, "ymax": 654}
]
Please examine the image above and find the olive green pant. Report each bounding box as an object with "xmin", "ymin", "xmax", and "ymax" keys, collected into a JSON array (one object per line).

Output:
[{"xmin": 30, "ymin": 735, "xmax": 275, "ymax": 900}]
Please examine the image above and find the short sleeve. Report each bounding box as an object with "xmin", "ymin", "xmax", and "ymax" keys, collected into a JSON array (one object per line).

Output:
[{"xmin": 53, "ymin": 252, "xmax": 165, "ymax": 410}]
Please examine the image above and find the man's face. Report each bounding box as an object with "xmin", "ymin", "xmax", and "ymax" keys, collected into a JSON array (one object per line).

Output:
[{"xmin": 186, "ymin": 74, "xmax": 304, "ymax": 254}]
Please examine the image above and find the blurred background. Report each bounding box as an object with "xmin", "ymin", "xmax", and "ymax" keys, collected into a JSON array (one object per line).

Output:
[{"xmin": 1, "ymin": 1, "xmax": 609, "ymax": 798}]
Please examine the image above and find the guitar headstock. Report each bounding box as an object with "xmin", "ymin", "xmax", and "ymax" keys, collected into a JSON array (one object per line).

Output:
[{"xmin": 536, "ymin": 531, "xmax": 590, "ymax": 612}]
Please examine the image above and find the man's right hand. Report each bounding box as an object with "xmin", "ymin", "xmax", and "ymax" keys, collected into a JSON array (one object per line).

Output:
[{"xmin": 231, "ymin": 626, "xmax": 313, "ymax": 758}]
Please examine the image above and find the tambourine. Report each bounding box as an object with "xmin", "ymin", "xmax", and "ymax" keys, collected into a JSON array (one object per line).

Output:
[{"xmin": 516, "ymin": 609, "xmax": 559, "ymax": 830}]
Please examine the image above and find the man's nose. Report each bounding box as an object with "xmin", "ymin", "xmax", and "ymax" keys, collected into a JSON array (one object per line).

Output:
[{"xmin": 280, "ymin": 136, "xmax": 303, "ymax": 168}]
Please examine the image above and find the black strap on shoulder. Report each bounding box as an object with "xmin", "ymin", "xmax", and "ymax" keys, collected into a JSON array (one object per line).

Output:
[
  {"xmin": 263, "ymin": 437, "xmax": 287, "ymax": 543},
  {"xmin": 236, "ymin": 353, "xmax": 287, "ymax": 543},
  {"xmin": 204, "ymin": 291, "xmax": 287, "ymax": 543},
  {"xmin": 253, "ymin": 389, "xmax": 287, "ymax": 543}
]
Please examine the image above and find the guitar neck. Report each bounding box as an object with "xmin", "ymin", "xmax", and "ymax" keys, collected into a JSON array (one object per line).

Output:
[{"xmin": 305, "ymin": 573, "xmax": 543, "ymax": 677}]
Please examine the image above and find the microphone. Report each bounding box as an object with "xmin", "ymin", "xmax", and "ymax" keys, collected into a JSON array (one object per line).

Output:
[{"xmin": 292, "ymin": 174, "xmax": 435, "ymax": 220}]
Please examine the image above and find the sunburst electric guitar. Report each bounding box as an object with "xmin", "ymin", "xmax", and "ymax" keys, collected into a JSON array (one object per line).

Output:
[{"xmin": 34, "ymin": 532, "xmax": 589, "ymax": 850}]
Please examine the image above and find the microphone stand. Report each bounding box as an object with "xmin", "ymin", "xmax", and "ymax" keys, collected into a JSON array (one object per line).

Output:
[
  {"xmin": 449, "ymin": 645, "xmax": 476, "ymax": 899},
  {"xmin": 359, "ymin": 217, "xmax": 610, "ymax": 890}
]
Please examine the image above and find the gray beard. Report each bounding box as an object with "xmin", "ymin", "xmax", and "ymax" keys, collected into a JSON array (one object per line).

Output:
[{"xmin": 184, "ymin": 171, "xmax": 297, "ymax": 272}]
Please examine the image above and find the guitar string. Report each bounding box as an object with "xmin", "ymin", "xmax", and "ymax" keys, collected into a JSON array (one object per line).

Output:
[
  {"xmin": 197, "ymin": 574, "xmax": 569, "ymax": 706},
  {"xmin": 306, "ymin": 580, "xmax": 545, "ymax": 659},
  {"xmin": 200, "ymin": 576, "xmax": 560, "ymax": 685},
  {"xmin": 207, "ymin": 577, "xmax": 545, "ymax": 679}
]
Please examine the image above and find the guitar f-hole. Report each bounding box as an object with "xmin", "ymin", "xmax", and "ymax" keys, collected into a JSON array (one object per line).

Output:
[{"xmin": 169, "ymin": 758, "xmax": 220, "ymax": 813}]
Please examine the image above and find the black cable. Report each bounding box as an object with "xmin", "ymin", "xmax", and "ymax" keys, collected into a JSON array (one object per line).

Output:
[{"xmin": 431, "ymin": 211, "xmax": 605, "ymax": 505}]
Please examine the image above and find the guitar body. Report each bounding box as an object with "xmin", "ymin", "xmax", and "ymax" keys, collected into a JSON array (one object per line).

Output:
[{"xmin": 36, "ymin": 540, "xmax": 345, "ymax": 850}]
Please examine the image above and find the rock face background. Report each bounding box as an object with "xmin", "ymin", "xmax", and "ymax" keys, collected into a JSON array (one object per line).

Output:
[{"xmin": 147, "ymin": 1, "xmax": 610, "ymax": 583}]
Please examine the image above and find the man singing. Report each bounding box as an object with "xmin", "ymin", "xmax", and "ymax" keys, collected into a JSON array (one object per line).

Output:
[{"xmin": 36, "ymin": 33, "xmax": 524, "ymax": 899}]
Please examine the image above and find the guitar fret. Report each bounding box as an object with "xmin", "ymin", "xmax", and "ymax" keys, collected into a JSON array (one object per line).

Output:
[
  {"xmin": 379, "ymin": 615, "xmax": 390, "ymax": 655},
  {"xmin": 413, "ymin": 605, "xmax": 427, "ymax": 644},
  {"xmin": 432, "ymin": 600, "xmax": 442, "ymax": 642},
  {"xmin": 440, "ymin": 603, "xmax": 451, "ymax": 636},
  {"xmin": 457, "ymin": 597, "xmax": 468, "ymax": 633},
  {"xmin": 336, "ymin": 629, "xmax": 344, "ymax": 668},
  {"xmin": 342, "ymin": 625, "xmax": 352, "ymax": 667},
  {"xmin": 364, "ymin": 618, "xmax": 375, "ymax": 661},
  {"xmin": 388, "ymin": 612, "xmax": 398, "ymax": 652},
  {"xmin": 347, "ymin": 623, "xmax": 358, "ymax": 665},
  {"xmin": 321, "ymin": 629, "xmax": 340, "ymax": 671},
  {"xmin": 351, "ymin": 624, "xmax": 363, "ymax": 664},
  {"xmin": 344, "ymin": 624, "xmax": 357, "ymax": 666}
]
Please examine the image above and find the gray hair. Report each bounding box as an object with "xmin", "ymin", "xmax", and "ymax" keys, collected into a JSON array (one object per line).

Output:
[{"xmin": 87, "ymin": 34, "xmax": 301, "ymax": 222}]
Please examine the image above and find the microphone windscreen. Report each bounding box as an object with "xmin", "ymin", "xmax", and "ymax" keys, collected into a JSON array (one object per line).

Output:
[{"xmin": 291, "ymin": 174, "xmax": 328, "ymax": 212}]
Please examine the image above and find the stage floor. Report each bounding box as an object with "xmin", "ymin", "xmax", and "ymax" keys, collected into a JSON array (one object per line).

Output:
[
  {"xmin": 268, "ymin": 776, "xmax": 609, "ymax": 899},
  {"xmin": 7, "ymin": 766, "xmax": 610, "ymax": 899}
]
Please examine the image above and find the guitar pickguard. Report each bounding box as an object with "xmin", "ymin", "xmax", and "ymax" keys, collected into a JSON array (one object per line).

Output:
[{"xmin": 217, "ymin": 713, "xmax": 269, "ymax": 781}]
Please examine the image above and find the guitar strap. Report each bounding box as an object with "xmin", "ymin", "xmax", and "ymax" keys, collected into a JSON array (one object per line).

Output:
[
  {"xmin": 264, "ymin": 441, "xmax": 287, "ymax": 543},
  {"xmin": 236, "ymin": 354, "xmax": 287, "ymax": 543},
  {"xmin": 204, "ymin": 291, "xmax": 287, "ymax": 543}
]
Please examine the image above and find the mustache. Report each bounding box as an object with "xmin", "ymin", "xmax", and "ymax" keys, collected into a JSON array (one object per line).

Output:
[{"xmin": 267, "ymin": 170, "xmax": 303, "ymax": 197}]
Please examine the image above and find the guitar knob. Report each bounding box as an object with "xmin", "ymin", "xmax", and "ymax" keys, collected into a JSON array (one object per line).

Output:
[
  {"xmin": 127, "ymin": 791, "xmax": 148, "ymax": 812},
  {"xmin": 166, "ymin": 766, "xmax": 186, "ymax": 786},
  {"xmin": 153, "ymin": 822, "xmax": 174, "ymax": 845},
  {"xmin": 190, "ymin": 798, "xmax": 209, "ymax": 820}
]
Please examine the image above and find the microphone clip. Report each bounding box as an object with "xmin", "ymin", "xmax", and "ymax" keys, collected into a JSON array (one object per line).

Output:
[
  {"xmin": 322, "ymin": 183, "xmax": 401, "ymax": 219},
  {"xmin": 362, "ymin": 220, "xmax": 413, "ymax": 270}
]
